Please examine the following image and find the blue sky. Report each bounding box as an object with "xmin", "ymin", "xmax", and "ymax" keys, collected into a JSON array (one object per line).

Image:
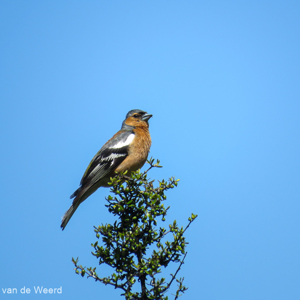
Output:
[{"xmin": 1, "ymin": 1, "xmax": 300, "ymax": 299}]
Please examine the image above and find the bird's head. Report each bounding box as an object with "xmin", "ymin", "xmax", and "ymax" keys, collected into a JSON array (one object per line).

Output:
[{"xmin": 122, "ymin": 109, "xmax": 153, "ymax": 130}]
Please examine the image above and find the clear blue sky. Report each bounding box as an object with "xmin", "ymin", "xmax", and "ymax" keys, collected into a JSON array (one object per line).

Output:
[{"xmin": 1, "ymin": 1, "xmax": 300, "ymax": 299}]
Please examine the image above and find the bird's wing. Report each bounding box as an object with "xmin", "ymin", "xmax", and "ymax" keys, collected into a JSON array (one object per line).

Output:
[{"xmin": 74, "ymin": 130, "xmax": 135, "ymax": 195}]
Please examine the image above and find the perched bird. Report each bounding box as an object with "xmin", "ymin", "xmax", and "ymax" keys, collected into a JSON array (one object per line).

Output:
[{"xmin": 61, "ymin": 109, "xmax": 152, "ymax": 230}]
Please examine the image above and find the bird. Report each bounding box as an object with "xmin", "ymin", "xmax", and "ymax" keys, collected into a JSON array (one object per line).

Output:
[{"xmin": 61, "ymin": 109, "xmax": 152, "ymax": 230}]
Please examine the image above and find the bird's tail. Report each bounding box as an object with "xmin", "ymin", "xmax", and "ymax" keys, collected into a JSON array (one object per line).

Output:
[
  {"xmin": 60, "ymin": 201, "xmax": 81, "ymax": 230},
  {"xmin": 61, "ymin": 185, "xmax": 97, "ymax": 230}
]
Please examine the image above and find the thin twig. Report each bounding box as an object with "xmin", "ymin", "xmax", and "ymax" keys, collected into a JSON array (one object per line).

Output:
[{"xmin": 161, "ymin": 252, "xmax": 187, "ymax": 294}]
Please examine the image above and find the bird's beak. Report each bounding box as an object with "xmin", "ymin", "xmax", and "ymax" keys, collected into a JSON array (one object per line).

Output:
[{"xmin": 142, "ymin": 113, "xmax": 153, "ymax": 121}]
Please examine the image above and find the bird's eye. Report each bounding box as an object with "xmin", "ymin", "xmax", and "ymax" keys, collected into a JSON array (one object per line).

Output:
[{"xmin": 133, "ymin": 114, "xmax": 139, "ymax": 118}]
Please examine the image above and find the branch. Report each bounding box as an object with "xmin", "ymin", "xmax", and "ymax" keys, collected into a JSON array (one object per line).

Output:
[
  {"xmin": 160, "ymin": 215, "xmax": 198, "ymax": 266},
  {"xmin": 72, "ymin": 259, "xmax": 128, "ymax": 292},
  {"xmin": 144, "ymin": 158, "xmax": 162, "ymax": 174},
  {"xmin": 161, "ymin": 252, "xmax": 187, "ymax": 295}
]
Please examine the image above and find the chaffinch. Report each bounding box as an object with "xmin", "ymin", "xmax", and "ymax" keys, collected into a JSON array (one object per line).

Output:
[{"xmin": 61, "ymin": 109, "xmax": 152, "ymax": 230}]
